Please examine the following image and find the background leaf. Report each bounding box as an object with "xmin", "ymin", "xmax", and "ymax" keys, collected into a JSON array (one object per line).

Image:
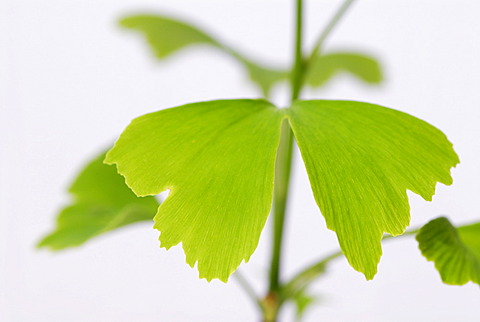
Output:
[
  {"xmin": 288, "ymin": 100, "xmax": 459, "ymax": 279},
  {"xmin": 120, "ymin": 16, "xmax": 383, "ymax": 97},
  {"xmin": 105, "ymin": 99, "xmax": 285, "ymax": 282},
  {"xmin": 120, "ymin": 14, "xmax": 286, "ymax": 97},
  {"xmin": 416, "ymin": 217, "xmax": 480, "ymax": 285},
  {"xmin": 292, "ymin": 291, "xmax": 317, "ymax": 322},
  {"xmin": 306, "ymin": 52, "xmax": 383, "ymax": 88},
  {"xmin": 38, "ymin": 151, "xmax": 158, "ymax": 250},
  {"xmin": 120, "ymin": 15, "xmax": 220, "ymax": 59},
  {"xmin": 241, "ymin": 61, "xmax": 288, "ymax": 97}
]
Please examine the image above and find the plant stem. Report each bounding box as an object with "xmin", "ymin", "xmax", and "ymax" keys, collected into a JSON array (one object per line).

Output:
[
  {"xmin": 309, "ymin": 0, "xmax": 356, "ymax": 61},
  {"xmin": 268, "ymin": 121, "xmax": 295, "ymax": 296},
  {"xmin": 290, "ymin": 0, "xmax": 306, "ymax": 102},
  {"xmin": 264, "ymin": 0, "xmax": 304, "ymax": 320}
]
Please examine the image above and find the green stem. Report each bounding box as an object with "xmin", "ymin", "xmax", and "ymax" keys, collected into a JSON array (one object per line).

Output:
[
  {"xmin": 269, "ymin": 0, "xmax": 304, "ymax": 294},
  {"xmin": 269, "ymin": 121, "xmax": 295, "ymax": 294},
  {"xmin": 290, "ymin": 0, "xmax": 305, "ymax": 102},
  {"xmin": 309, "ymin": 0, "xmax": 356, "ymax": 61},
  {"xmin": 263, "ymin": 0, "xmax": 304, "ymax": 320}
]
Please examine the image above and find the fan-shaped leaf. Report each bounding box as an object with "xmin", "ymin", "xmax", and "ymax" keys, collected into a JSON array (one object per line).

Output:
[
  {"xmin": 120, "ymin": 15, "xmax": 220, "ymax": 59},
  {"xmin": 38, "ymin": 151, "xmax": 158, "ymax": 250},
  {"xmin": 105, "ymin": 100, "xmax": 285, "ymax": 282},
  {"xmin": 120, "ymin": 14, "xmax": 286, "ymax": 97},
  {"xmin": 416, "ymin": 217, "xmax": 480, "ymax": 285},
  {"xmin": 288, "ymin": 100, "xmax": 459, "ymax": 279}
]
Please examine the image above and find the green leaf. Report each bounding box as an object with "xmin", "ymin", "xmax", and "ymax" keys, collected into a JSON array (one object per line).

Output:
[
  {"xmin": 120, "ymin": 14, "xmax": 286, "ymax": 97},
  {"xmin": 292, "ymin": 291, "xmax": 317, "ymax": 322},
  {"xmin": 119, "ymin": 15, "xmax": 220, "ymax": 59},
  {"xmin": 105, "ymin": 100, "xmax": 284, "ymax": 282},
  {"xmin": 242, "ymin": 61, "xmax": 288, "ymax": 97},
  {"xmin": 306, "ymin": 52, "xmax": 383, "ymax": 88},
  {"xmin": 38, "ymin": 151, "xmax": 158, "ymax": 250},
  {"xmin": 288, "ymin": 100, "xmax": 459, "ymax": 279},
  {"xmin": 416, "ymin": 217, "xmax": 480, "ymax": 285}
]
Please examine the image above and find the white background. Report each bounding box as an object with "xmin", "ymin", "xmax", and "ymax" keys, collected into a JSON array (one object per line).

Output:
[{"xmin": 1, "ymin": 0, "xmax": 480, "ymax": 321}]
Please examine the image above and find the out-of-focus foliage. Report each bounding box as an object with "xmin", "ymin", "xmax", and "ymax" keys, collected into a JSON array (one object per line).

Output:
[
  {"xmin": 119, "ymin": 14, "xmax": 383, "ymax": 97},
  {"xmin": 120, "ymin": 14, "xmax": 286, "ymax": 96},
  {"xmin": 306, "ymin": 52, "xmax": 383, "ymax": 88},
  {"xmin": 417, "ymin": 217, "xmax": 480, "ymax": 285},
  {"xmin": 38, "ymin": 151, "xmax": 158, "ymax": 250},
  {"xmin": 292, "ymin": 291, "xmax": 317, "ymax": 321}
]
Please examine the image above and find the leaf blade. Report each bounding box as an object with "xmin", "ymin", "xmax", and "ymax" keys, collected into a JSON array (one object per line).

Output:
[
  {"xmin": 119, "ymin": 14, "xmax": 220, "ymax": 59},
  {"xmin": 38, "ymin": 151, "xmax": 158, "ymax": 250},
  {"xmin": 105, "ymin": 99, "xmax": 284, "ymax": 281},
  {"xmin": 288, "ymin": 100, "xmax": 459, "ymax": 279},
  {"xmin": 292, "ymin": 291, "xmax": 317, "ymax": 322},
  {"xmin": 416, "ymin": 217, "xmax": 480, "ymax": 285},
  {"xmin": 120, "ymin": 14, "xmax": 287, "ymax": 97},
  {"xmin": 242, "ymin": 61, "xmax": 288, "ymax": 97},
  {"xmin": 306, "ymin": 52, "xmax": 383, "ymax": 88}
]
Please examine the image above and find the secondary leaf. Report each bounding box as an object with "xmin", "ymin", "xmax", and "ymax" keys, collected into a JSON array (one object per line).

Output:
[
  {"xmin": 306, "ymin": 52, "xmax": 383, "ymax": 88},
  {"xmin": 105, "ymin": 99, "xmax": 284, "ymax": 282},
  {"xmin": 119, "ymin": 15, "xmax": 220, "ymax": 59},
  {"xmin": 242, "ymin": 61, "xmax": 288, "ymax": 97},
  {"xmin": 38, "ymin": 151, "xmax": 158, "ymax": 250},
  {"xmin": 120, "ymin": 14, "xmax": 286, "ymax": 97},
  {"xmin": 416, "ymin": 217, "xmax": 480, "ymax": 285},
  {"xmin": 292, "ymin": 291, "xmax": 317, "ymax": 322},
  {"xmin": 288, "ymin": 100, "xmax": 459, "ymax": 279}
]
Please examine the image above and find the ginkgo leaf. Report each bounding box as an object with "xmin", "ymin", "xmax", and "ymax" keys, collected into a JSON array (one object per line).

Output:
[
  {"xmin": 105, "ymin": 100, "xmax": 284, "ymax": 282},
  {"xmin": 119, "ymin": 15, "xmax": 221, "ymax": 59},
  {"xmin": 120, "ymin": 14, "xmax": 286, "ymax": 97},
  {"xmin": 288, "ymin": 100, "xmax": 459, "ymax": 279},
  {"xmin": 416, "ymin": 217, "xmax": 480, "ymax": 285},
  {"xmin": 38, "ymin": 151, "xmax": 158, "ymax": 250},
  {"xmin": 306, "ymin": 52, "xmax": 383, "ymax": 88}
]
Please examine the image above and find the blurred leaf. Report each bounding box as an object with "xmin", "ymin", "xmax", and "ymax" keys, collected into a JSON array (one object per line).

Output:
[
  {"xmin": 105, "ymin": 99, "xmax": 284, "ymax": 282},
  {"xmin": 38, "ymin": 151, "xmax": 158, "ymax": 250},
  {"xmin": 120, "ymin": 15, "xmax": 220, "ymax": 59},
  {"xmin": 120, "ymin": 14, "xmax": 286, "ymax": 97},
  {"xmin": 281, "ymin": 254, "xmax": 336, "ymax": 302},
  {"xmin": 292, "ymin": 291, "xmax": 317, "ymax": 322},
  {"xmin": 416, "ymin": 217, "xmax": 480, "ymax": 285},
  {"xmin": 288, "ymin": 100, "xmax": 459, "ymax": 279},
  {"xmin": 242, "ymin": 61, "xmax": 288, "ymax": 97},
  {"xmin": 306, "ymin": 52, "xmax": 383, "ymax": 88}
]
